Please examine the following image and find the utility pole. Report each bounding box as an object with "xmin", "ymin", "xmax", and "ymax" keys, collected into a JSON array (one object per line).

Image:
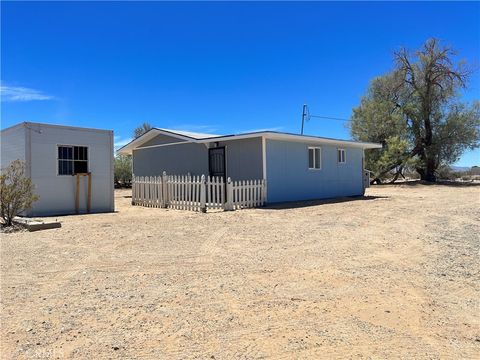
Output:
[
  {"xmin": 301, "ymin": 104, "xmax": 308, "ymax": 135},
  {"xmin": 301, "ymin": 105, "xmax": 351, "ymax": 135}
]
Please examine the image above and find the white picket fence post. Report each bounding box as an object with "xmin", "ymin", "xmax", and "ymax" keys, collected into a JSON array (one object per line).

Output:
[
  {"xmin": 225, "ymin": 177, "xmax": 233, "ymax": 211},
  {"xmin": 199, "ymin": 175, "xmax": 206, "ymax": 213},
  {"xmin": 263, "ymin": 179, "xmax": 267, "ymax": 204},
  {"xmin": 131, "ymin": 173, "xmax": 135, "ymax": 204},
  {"xmin": 161, "ymin": 171, "xmax": 167, "ymax": 207}
]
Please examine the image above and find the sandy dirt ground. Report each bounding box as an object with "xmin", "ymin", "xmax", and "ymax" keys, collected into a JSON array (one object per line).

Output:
[{"xmin": 1, "ymin": 183, "xmax": 479, "ymax": 359}]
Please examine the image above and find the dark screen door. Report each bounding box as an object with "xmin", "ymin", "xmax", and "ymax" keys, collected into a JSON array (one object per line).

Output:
[{"xmin": 209, "ymin": 147, "xmax": 226, "ymax": 178}]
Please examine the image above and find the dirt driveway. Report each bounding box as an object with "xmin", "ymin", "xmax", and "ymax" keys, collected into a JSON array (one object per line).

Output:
[{"xmin": 1, "ymin": 183, "xmax": 479, "ymax": 359}]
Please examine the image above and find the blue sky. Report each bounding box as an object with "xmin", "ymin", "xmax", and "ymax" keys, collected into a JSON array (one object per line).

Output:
[{"xmin": 1, "ymin": 1, "xmax": 479, "ymax": 166}]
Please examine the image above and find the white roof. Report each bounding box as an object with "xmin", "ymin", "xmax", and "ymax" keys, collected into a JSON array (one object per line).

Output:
[
  {"xmin": 118, "ymin": 127, "xmax": 382, "ymax": 154},
  {"xmin": 155, "ymin": 128, "xmax": 223, "ymax": 139},
  {"xmin": 1, "ymin": 121, "xmax": 112, "ymax": 134}
]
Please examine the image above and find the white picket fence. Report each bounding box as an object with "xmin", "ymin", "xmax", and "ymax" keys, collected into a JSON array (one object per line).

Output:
[
  {"xmin": 206, "ymin": 176, "xmax": 226, "ymax": 210},
  {"xmin": 231, "ymin": 179, "xmax": 266, "ymax": 210},
  {"xmin": 132, "ymin": 176, "xmax": 164, "ymax": 208},
  {"xmin": 167, "ymin": 175, "xmax": 203, "ymax": 211},
  {"xmin": 132, "ymin": 173, "xmax": 266, "ymax": 212}
]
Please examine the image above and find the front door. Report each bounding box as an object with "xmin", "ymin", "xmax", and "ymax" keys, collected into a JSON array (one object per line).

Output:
[{"xmin": 209, "ymin": 147, "xmax": 226, "ymax": 179}]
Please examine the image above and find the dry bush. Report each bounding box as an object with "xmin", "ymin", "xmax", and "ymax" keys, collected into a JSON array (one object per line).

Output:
[{"xmin": 0, "ymin": 160, "xmax": 39, "ymax": 227}]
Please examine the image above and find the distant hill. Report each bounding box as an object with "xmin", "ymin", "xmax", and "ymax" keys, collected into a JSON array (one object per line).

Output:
[
  {"xmin": 450, "ymin": 166, "xmax": 473, "ymax": 172},
  {"xmin": 470, "ymin": 166, "xmax": 480, "ymax": 175}
]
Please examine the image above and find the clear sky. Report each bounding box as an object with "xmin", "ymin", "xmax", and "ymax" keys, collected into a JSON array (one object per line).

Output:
[{"xmin": 1, "ymin": 1, "xmax": 479, "ymax": 166}]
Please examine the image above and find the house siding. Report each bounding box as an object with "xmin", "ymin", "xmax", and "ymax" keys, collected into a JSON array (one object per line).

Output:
[
  {"xmin": 133, "ymin": 142, "xmax": 209, "ymax": 177},
  {"xmin": 218, "ymin": 137, "xmax": 263, "ymax": 181},
  {"xmin": 139, "ymin": 133, "xmax": 185, "ymax": 148},
  {"xmin": 27, "ymin": 123, "xmax": 114, "ymax": 216},
  {"xmin": 266, "ymin": 139, "xmax": 364, "ymax": 203},
  {"xmin": 133, "ymin": 136, "xmax": 264, "ymax": 180}
]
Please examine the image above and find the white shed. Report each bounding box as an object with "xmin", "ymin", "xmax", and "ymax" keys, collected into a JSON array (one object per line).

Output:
[{"xmin": 1, "ymin": 122, "xmax": 114, "ymax": 216}]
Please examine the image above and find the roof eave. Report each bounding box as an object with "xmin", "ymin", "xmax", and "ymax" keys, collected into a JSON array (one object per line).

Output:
[
  {"xmin": 116, "ymin": 129, "xmax": 160, "ymax": 154},
  {"xmin": 264, "ymin": 132, "xmax": 382, "ymax": 149},
  {"xmin": 117, "ymin": 127, "xmax": 200, "ymax": 154},
  {"xmin": 117, "ymin": 129, "xmax": 383, "ymax": 153},
  {"xmin": 197, "ymin": 131, "xmax": 382, "ymax": 149}
]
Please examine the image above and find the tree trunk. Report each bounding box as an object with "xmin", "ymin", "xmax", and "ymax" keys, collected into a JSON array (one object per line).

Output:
[
  {"xmin": 388, "ymin": 165, "xmax": 404, "ymax": 183},
  {"xmin": 417, "ymin": 161, "xmax": 437, "ymax": 182},
  {"xmin": 423, "ymin": 157, "xmax": 437, "ymax": 182},
  {"xmin": 416, "ymin": 147, "xmax": 437, "ymax": 182}
]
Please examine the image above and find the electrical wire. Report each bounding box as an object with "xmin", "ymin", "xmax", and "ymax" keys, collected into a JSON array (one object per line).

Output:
[
  {"xmin": 308, "ymin": 115, "xmax": 352, "ymax": 122},
  {"xmin": 300, "ymin": 104, "xmax": 353, "ymax": 135}
]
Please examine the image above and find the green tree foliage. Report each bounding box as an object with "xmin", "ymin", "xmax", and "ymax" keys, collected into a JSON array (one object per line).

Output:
[
  {"xmin": 0, "ymin": 160, "xmax": 39, "ymax": 227},
  {"xmin": 371, "ymin": 136, "xmax": 414, "ymax": 183},
  {"xmin": 351, "ymin": 39, "xmax": 480, "ymax": 182},
  {"xmin": 133, "ymin": 122, "xmax": 152, "ymax": 139},
  {"xmin": 114, "ymin": 154, "xmax": 132, "ymax": 187}
]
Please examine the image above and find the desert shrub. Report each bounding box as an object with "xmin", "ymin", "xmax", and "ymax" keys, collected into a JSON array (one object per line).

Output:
[
  {"xmin": 435, "ymin": 166, "xmax": 461, "ymax": 181},
  {"xmin": 0, "ymin": 160, "xmax": 39, "ymax": 227},
  {"xmin": 403, "ymin": 166, "xmax": 420, "ymax": 180},
  {"xmin": 470, "ymin": 166, "xmax": 480, "ymax": 175}
]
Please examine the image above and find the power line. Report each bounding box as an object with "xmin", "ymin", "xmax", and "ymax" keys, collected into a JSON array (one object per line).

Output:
[
  {"xmin": 309, "ymin": 115, "xmax": 352, "ymax": 122},
  {"xmin": 300, "ymin": 104, "xmax": 354, "ymax": 134}
]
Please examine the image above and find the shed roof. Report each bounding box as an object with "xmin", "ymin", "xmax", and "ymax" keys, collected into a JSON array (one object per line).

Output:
[
  {"xmin": 1, "ymin": 121, "xmax": 113, "ymax": 134},
  {"xmin": 118, "ymin": 127, "xmax": 382, "ymax": 154}
]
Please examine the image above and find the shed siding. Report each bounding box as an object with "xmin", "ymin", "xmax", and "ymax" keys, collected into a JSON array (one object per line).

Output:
[
  {"xmin": 133, "ymin": 142, "xmax": 209, "ymax": 176},
  {"xmin": 27, "ymin": 123, "xmax": 114, "ymax": 216},
  {"xmin": 1, "ymin": 125, "xmax": 26, "ymax": 168},
  {"xmin": 218, "ymin": 137, "xmax": 263, "ymax": 180},
  {"xmin": 266, "ymin": 139, "xmax": 364, "ymax": 203}
]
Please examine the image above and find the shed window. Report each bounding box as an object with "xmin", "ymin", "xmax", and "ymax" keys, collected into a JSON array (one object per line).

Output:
[
  {"xmin": 58, "ymin": 145, "xmax": 88, "ymax": 175},
  {"xmin": 308, "ymin": 147, "xmax": 321, "ymax": 170},
  {"xmin": 338, "ymin": 148, "xmax": 346, "ymax": 164}
]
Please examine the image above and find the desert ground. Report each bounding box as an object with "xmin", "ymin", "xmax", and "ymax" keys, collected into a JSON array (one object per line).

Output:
[{"xmin": 1, "ymin": 183, "xmax": 479, "ymax": 359}]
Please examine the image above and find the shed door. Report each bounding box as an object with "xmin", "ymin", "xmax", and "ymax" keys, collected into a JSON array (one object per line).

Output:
[{"xmin": 209, "ymin": 147, "xmax": 226, "ymax": 179}]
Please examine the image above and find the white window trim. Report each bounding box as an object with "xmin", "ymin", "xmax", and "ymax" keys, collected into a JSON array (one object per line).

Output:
[
  {"xmin": 338, "ymin": 148, "xmax": 346, "ymax": 164},
  {"xmin": 308, "ymin": 146, "xmax": 322, "ymax": 170}
]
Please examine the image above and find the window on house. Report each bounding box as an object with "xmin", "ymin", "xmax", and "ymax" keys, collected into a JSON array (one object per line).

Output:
[
  {"xmin": 338, "ymin": 148, "xmax": 346, "ymax": 164},
  {"xmin": 308, "ymin": 147, "xmax": 321, "ymax": 169},
  {"xmin": 58, "ymin": 145, "xmax": 88, "ymax": 175}
]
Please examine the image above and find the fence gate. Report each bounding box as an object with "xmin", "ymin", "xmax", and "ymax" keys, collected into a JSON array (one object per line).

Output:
[{"xmin": 132, "ymin": 173, "xmax": 266, "ymax": 212}]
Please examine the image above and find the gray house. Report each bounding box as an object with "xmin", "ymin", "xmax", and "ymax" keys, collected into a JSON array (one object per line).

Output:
[
  {"xmin": 1, "ymin": 122, "xmax": 114, "ymax": 216},
  {"xmin": 119, "ymin": 128, "xmax": 381, "ymax": 203}
]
